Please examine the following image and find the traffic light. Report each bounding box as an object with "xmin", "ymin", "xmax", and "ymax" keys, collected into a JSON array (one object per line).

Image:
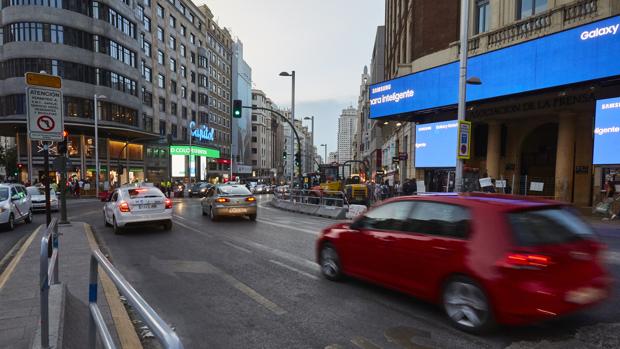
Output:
[
  {"xmin": 58, "ymin": 130, "xmax": 68, "ymax": 154},
  {"xmin": 294, "ymin": 152, "xmax": 301, "ymax": 167},
  {"xmin": 232, "ymin": 99, "xmax": 242, "ymax": 118},
  {"xmin": 17, "ymin": 163, "xmax": 24, "ymax": 170},
  {"xmin": 282, "ymin": 151, "xmax": 287, "ymax": 159}
]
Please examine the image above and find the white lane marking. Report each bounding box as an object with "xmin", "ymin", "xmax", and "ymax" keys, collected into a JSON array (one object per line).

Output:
[
  {"xmin": 223, "ymin": 241, "xmax": 252, "ymax": 254},
  {"xmin": 269, "ymin": 260, "xmax": 319, "ymax": 280},
  {"xmin": 256, "ymin": 218, "xmax": 319, "ymax": 236},
  {"xmin": 604, "ymin": 251, "xmax": 620, "ymax": 265},
  {"xmin": 217, "ymin": 270, "xmax": 287, "ymax": 315},
  {"xmin": 173, "ymin": 218, "xmax": 319, "ymax": 272}
]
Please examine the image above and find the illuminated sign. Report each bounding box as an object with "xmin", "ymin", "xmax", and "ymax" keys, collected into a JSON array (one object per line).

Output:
[
  {"xmin": 415, "ymin": 120, "xmax": 458, "ymax": 168},
  {"xmin": 169, "ymin": 145, "xmax": 220, "ymax": 158},
  {"xmin": 593, "ymin": 97, "xmax": 620, "ymax": 165},
  {"xmin": 189, "ymin": 121, "xmax": 215, "ymax": 142},
  {"xmin": 370, "ymin": 15, "xmax": 620, "ymax": 118}
]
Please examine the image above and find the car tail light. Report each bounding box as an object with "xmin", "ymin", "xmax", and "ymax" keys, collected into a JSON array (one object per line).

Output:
[
  {"xmin": 215, "ymin": 197, "xmax": 229, "ymax": 203},
  {"xmin": 165, "ymin": 198, "xmax": 172, "ymax": 209},
  {"xmin": 119, "ymin": 201, "xmax": 131, "ymax": 212},
  {"xmin": 246, "ymin": 197, "xmax": 256, "ymax": 202},
  {"xmin": 501, "ymin": 252, "xmax": 552, "ymax": 269}
]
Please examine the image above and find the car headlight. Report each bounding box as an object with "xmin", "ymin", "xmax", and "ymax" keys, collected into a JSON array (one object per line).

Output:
[{"xmin": 201, "ymin": 188, "xmax": 206, "ymax": 192}]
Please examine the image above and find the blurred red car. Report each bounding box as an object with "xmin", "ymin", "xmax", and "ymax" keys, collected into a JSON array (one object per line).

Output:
[{"xmin": 316, "ymin": 193, "xmax": 611, "ymax": 333}]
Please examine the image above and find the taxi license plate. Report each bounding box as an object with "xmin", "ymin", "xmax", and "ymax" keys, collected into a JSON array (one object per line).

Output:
[
  {"xmin": 229, "ymin": 208, "xmax": 247, "ymax": 213},
  {"xmin": 138, "ymin": 204, "xmax": 158, "ymax": 209}
]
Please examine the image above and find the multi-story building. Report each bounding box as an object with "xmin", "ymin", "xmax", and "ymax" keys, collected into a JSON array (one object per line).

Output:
[
  {"xmin": 337, "ymin": 106, "xmax": 357, "ymax": 177},
  {"xmin": 328, "ymin": 152, "xmax": 338, "ymax": 164},
  {"xmin": 251, "ymin": 89, "xmax": 283, "ymax": 181},
  {"xmin": 353, "ymin": 66, "xmax": 371, "ymax": 178},
  {"xmin": 231, "ymin": 39, "xmax": 252, "ymax": 179},
  {"xmin": 376, "ymin": 0, "xmax": 620, "ymax": 205}
]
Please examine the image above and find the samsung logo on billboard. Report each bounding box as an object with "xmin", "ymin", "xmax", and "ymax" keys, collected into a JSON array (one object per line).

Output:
[
  {"xmin": 601, "ymin": 102, "xmax": 620, "ymax": 110},
  {"xmin": 580, "ymin": 23, "xmax": 619, "ymax": 40},
  {"xmin": 371, "ymin": 84, "xmax": 391, "ymax": 94}
]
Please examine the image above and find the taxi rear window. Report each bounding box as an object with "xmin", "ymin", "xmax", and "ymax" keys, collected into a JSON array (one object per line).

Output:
[{"xmin": 128, "ymin": 188, "xmax": 162, "ymax": 198}]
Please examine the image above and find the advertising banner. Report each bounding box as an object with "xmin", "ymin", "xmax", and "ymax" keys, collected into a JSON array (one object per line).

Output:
[
  {"xmin": 593, "ymin": 97, "xmax": 620, "ymax": 165},
  {"xmin": 415, "ymin": 120, "xmax": 458, "ymax": 168}
]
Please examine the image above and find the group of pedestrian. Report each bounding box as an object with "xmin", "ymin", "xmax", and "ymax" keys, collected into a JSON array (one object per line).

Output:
[
  {"xmin": 367, "ymin": 178, "xmax": 418, "ymax": 204},
  {"xmin": 157, "ymin": 180, "xmax": 173, "ymax": 198}
]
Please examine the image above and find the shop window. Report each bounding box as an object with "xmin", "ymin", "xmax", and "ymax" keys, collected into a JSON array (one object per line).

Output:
[
  {"xmin": 517, "ymin": 0, "xmax": 547, "ymax": 20},
  {"xmin": 68, "ymin": 136, "xmax": 80, "ymax": 157},
  {"xmin": 128, "ymin": 144, "xmax": 143, "ymax": 161}
]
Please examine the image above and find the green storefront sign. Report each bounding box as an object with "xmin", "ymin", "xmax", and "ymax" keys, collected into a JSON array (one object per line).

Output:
[{"xmin": 169, "ymin": 145, "xmax": 220, "ymax": 158}]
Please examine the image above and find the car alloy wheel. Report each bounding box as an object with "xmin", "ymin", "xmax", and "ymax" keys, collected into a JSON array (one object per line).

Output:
[
  {"xmin": 25, "ymin": 210, "xmax": 32, "ymax": 223},
  {"xmin": 209, "ymin": 207, "xmax": 217, "ymax": 221},
  {"xmin": 320, "ymin": 244, "xmax": 342, "ymax": 281},
  {"xmin": 104, "ymin": 213, "xmax": 111, "ymax": 227},
  {"xmin": 8, "ymin": 214, "xmax": 15, "ymax": 230},
  {"xmin": 443, "ymin": 277, "xmax": 492, "ymax": 332},
  {"xmin": 113, "ymin": 216, "xmax": 123, "ymax": 235}
]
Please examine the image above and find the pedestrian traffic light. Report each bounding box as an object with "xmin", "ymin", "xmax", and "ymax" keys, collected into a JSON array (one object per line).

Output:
[
  {"xmin": 283, "ymin": 151, "xmax": 287, "ymax": 159},
  {"xmin": 294, "ymin": 152, "xmax": 301, "ymax": 167},
  {"xmin": 58, "ymin": 130, "xmax": 68, "ymax": 154},
  {"xmin": 232, "ymin": 99, "xmax": 242, "ymax": 118}
]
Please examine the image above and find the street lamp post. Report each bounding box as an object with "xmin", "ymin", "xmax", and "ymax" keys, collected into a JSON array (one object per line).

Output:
[
  {"xmin": 304, "ymin": 116, "xmax": 314, "ymax": 173},
  {"xmin": 189, "ymin": 121, "xmax": 195, "ymax": 182},
  {"xmin": 279, "ymin": 71, "xmax": 295, "ymax": 186},
  {"xmin": 94, "ymin": 94, "xmax": 107, "ymax": 198}
]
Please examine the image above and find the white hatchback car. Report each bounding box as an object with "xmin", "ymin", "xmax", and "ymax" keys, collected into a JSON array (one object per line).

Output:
[
  {"xmin": 103, "ymin": 186, "xmax": 172, "ymax": 234},
  {"xmin": 27, "ymin": 186, "xmax": 59, "ymax": 211},
  {"xmin": 0, "ymin": 183, "xmax": 33, "ymax": 230}
]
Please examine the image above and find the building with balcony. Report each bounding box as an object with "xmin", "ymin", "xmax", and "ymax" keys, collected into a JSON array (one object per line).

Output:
[{"xmin": 375, "ymin": 0, "xmax": 620, "ymax": 205}]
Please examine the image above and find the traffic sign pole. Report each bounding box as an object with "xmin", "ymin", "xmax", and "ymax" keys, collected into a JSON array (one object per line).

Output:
[{"xmin": 43, "ymin": 144, "xmax": 51, "ymax": 226}]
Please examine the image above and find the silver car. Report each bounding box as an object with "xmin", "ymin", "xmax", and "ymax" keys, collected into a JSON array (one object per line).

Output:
[
  {"xmin": 27, "ymin": 186, "xmax": 59, "ymax": 212},
  {"xmin": 0, "ymin": 183, "xmax": 33, "ymax": 230},
  {"xmin": 201, "ymin": 184, "xmax": 257, "ymax": 221}
]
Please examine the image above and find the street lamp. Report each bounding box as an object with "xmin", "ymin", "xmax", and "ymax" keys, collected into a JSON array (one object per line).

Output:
[
  {"xmin": 279, "ymin": 71, "xmax": 295, "ymax": 185},
  {"xmin": 94, "ymin": 94, "xmax": 107, "ymax": 198},
  {"xmin": 304, "ymin": 116, "xmax": 314, "ymax": 173},
  {"xmin": 188, "ymin": 121, "xmax": 196, "ymax": 182},
  {"xmin": 320, "ymin": 144, "xmax": 327, "ymax": 165}
]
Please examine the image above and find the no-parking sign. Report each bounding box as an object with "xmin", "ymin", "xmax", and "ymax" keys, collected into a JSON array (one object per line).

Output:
[{"xmin": 26, "ymin": 72, "xmax": 63, "ymax": 141}]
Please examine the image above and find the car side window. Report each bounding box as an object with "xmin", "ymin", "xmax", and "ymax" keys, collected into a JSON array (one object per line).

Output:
[
  {"xmin": 16, "ymin": 186, "xmax": 26, "ymax": 198},
  {"xmin": 111, "ymin": 192, "xmax": 118, "ymax": 202},
  {"xmin": 356, "ymin": 201, "xmax": 415, "ymax": 231},
  {"xmin": 405, "ymin": 202, "xmax": 471, "ymax": 239},
  {"xmin": 10, "ymin": 187, "xmax": 19, "ymax": 200}
]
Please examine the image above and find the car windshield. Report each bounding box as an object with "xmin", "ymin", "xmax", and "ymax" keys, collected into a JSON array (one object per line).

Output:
[
  {"xmin": 219, "ymin": 185, "xmax": 251, "ymax": 195},
  {"xmin": 127, "ymin": 188, "xmax": 163, "ymax": 199},
  {"xmin": 508, "ymin": 207, "xmax": 595, "ymax": 246},
  {"xmin": 26, "ymin": 187, "xmax": 48, "ymax": 195},
  {"xmin": 0, "ymin": 188, "xmax": 8, "ymax": 201}
]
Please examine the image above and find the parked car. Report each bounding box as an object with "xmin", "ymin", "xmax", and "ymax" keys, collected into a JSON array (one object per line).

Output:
[
  {"xmin": 0, "ymin": 183, "xmax": 33, "ymax": 230},
  {"xmin": 103, "ymin": 186, "xmax": 172, "ymax": 234},
  {"xmin": 201, "ymin": 184, "xmax": 257, "ymax": 221},
  {"xmin": 253, "ymin": 184, "xmax": 267, "ymax": 194},
  {"xmin": 316, "ymin": 193, "xmax": 611, "ymax": 333},
  {"xmin": 188, "ymin": 182, "xmax": 212, "ymax": 198},
  {"xmin": 27, "ymin": 186, "xmax": 59, "ymax": 212}
]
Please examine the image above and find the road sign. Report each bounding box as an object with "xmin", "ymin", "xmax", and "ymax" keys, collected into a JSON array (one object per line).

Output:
[
  {"xmin": 27, "ymin": 86, "xmax": 63, "ymax": 141},
  {"xmin": 25, "ymin": 72, "xmax": 62, "ymax": 89},
  {"xmin": 457, "ymin": 120, "xmax": 471, "ymax": 160}
]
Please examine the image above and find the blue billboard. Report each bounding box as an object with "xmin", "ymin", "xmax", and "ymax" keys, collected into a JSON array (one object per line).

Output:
[
  {"xmin": 593, "ymin": 97, "xmax": 620, "ymax": 165},
  {"xmin": 415, "ymin": 120, "xmax": 458, "ymax": 168},
  {"xmin": 370, "ymin": 15, "xmax": 620, "ymax": 118}
]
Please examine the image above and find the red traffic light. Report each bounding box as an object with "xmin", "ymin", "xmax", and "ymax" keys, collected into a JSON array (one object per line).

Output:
[
  {"xmin": 62, "ymin": 130, "xmax": 69, "ymax": 138},
  {"xmin": 17, "ymin": 163, "xmax": 24, "ymax": 169}
]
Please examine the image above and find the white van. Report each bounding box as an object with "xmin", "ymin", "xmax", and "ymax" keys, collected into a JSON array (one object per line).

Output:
[{"xmin": 0, "ymin": 183, "xmax": 33, "ymax": 230}]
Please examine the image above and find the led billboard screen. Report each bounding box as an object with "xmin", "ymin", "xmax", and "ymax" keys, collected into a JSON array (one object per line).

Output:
[
  {"xmin": 415, "ymin": 120, "xmax": 458, "ymax": 168},
  {"xmin": 593, "ymin": 96, "xmax": 620, "ymax": 165},
  {"xmin": 370, "ymin": 15, "xmax": 620, "ymax": 118}
]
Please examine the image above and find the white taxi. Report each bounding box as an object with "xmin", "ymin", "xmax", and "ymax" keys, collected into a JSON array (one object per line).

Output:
[{"xmin": 103, "ymin": 186, "xmax": 172, "ymax": 234}]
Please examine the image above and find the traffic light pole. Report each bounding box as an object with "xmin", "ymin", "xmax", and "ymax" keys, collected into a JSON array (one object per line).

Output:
[{"xmin": 241, "ymin": 105, "xmax": 302, "ymax": 187}]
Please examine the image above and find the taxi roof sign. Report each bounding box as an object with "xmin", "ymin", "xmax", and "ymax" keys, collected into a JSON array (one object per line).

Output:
[{"xmin": 25, "ymin": 72, "xmax": 62, "ymax": 89}]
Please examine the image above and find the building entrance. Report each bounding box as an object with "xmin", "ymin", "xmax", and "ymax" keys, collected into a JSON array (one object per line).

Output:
[{"xmin": 519, "ymin": 123, "xmax": 558, "ymax": 197}]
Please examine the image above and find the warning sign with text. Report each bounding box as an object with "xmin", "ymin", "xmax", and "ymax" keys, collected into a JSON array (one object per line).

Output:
[{"xmin": 27, "ymin": 87, "xmax": 63, "ymax": 141}]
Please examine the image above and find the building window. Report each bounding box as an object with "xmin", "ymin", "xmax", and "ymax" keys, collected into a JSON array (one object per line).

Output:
[
  {"xmin": 171, "ymin": 102, "xmax": 177, "ymax": 116},
  {"xmin": 157, "ymin": 26, "xmax": 164, "ymax": 41},
  {"xmin": 180, "ymin": 25, "xmax": 186, "ymax": 36},
  {"xmin": 142, "ymin": 62, "xmax": 152, "ymax": 82},
  {"xmin": 476, "ymin": 0, "xmax": 490, "ymax": 34},
  {"xmin": 144, "ymin": 114, "xmax": 153, "ymax": 132},
  {"xmin": 158, "ymin": 97, "xmax": 166, "ymax": 112},
  {"xmin": 143, "ymin": 15, "xmax": 151, "ymax": 32},
  {"xmin": 142, "ymin": 36, "xmax": 151, "ymax": 57},
  {"xmin": 169, "ymin": 58, "xmax": 176, "ymax": 72},
  {"xmin": 518, "ymin": 0, "xmax": 547, "ymax": 19},
  {"xmin": 159, "ymin": 120, "xmax": 166, "ymax": 135},
  {"xmin": 180, "ymin": 65, "xmax": 186, "ymax": 78},
  {"xmin": 157, "ymin": 74, "xmax": 165, "ymax": 88},
  {"xmin": 141, "ymin": 88, "xmax": 152, "ymax": 106},
  {"xmin": 170, "ymin": 80, "xmax": 177, "ymax": 94},
  {"xmin": 156, "ymin": 4, "xmax": 164, "ymax": 18},
  {"xmin": 157, "ymin": 50, "xmax": 164, "ymax": 65},
  {"xmin": 169, "ymin": 15, "xmax": 176, "ymax": 28},
  {"xmin": 182, "ymin": 106, "xmax": 188, "ymax": 119},
  {"xmin": 181, "ymin": 86, "xmax": 187, "ymax": 98},
  {"xmin": 180, "ymin": 44, "xmax": 186, "ymax": 57},
  {"xmin": 190, "ymin": 33, "xmax": 195, "ymax": 44},
  {"xmin": 168, "ymin": 35, "xmax": 176, "ymax": 50}
]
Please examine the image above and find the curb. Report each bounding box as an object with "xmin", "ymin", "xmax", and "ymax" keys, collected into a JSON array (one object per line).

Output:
[{"xmin": 31, "ymin": 284, "xmax": 66, "ymax": 349}]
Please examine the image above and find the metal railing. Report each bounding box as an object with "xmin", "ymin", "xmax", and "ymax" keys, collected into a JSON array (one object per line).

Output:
[
  {"xmin": 277, "ymin": 189, "xmax": 349, "ymax": 208},
  {"xmin": 88, "ymin": 249, "xmax": 183, "ymax": 349},
  {"xmin": 40, "ymin": 217, "xmax": 60, "ymax": 349}
]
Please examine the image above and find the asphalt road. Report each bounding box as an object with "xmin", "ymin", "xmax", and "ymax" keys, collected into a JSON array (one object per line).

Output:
[{"xmin": 14, "ymin": 196, "xmax": 619, "ymax": 349}]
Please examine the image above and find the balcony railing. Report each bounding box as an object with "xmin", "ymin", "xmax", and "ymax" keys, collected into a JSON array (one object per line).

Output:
[
  {"xmin": 488, "ymin": 12, "xmax": 552, "ymax": 47},
  {"xmin": 563, "ymin": 0, "xmax": 598, "ymax": 22}
]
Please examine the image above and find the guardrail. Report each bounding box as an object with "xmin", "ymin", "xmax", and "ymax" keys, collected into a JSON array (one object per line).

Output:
[
  {"xmin": 88, "ymin": 249, "xmax": 183, "ymax": 349},
  {"xmin": 276, "ymin": 189, "xmax": 349, "ymax": 207},
  {"xmin": 40, "ymin": 217, "xmax": 60, "ymax": 349}
]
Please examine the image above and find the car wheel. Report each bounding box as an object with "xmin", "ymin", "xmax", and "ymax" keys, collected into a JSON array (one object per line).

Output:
[
  {"xmin": 163, "ymin": 220, "xmax": 172, "ymax": 231},
  {"xmin": 25, "ymin": 209, "xmax": 33, "ymax": 223},
  {"xmin": 442, "ymin": 276, "xmax": 494, "ymax": 333},
  {"xmin": 248, "ymin": 214, "xmax": 257, "ymax": 221},
  {"xmin": 209, "ymin": 207, "xmax": 218, "ymax": 221},
  {"xmin": 6, "ymin": 213, "xmax": 15, "ymax": 231},
  {"xmin": 104, "ymin": 213, "xmax": 111, "ymax": 227},
  {"xmin": 320, "ymin": 243, "xmax": 343, "ymax": 281},
  {"xmin": 113, "ymin": 216, "xmax": 123, "ymax": 235}
]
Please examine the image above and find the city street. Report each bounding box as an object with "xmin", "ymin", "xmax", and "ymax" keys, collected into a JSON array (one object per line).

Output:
[{"xmin": 10, "ymin": 195, "xmax": 613, "ymax": 349}]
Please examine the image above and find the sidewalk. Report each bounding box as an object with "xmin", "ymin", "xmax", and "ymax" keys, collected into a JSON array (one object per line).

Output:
[{"xmin": 0, "ymin": 221, "xmax": 131, "ymax": 349}]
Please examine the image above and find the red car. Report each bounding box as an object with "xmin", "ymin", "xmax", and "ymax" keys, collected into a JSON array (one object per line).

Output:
[{"xmin": 316, "ymin": 193, "xmax": 611, "ymax": 333}]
